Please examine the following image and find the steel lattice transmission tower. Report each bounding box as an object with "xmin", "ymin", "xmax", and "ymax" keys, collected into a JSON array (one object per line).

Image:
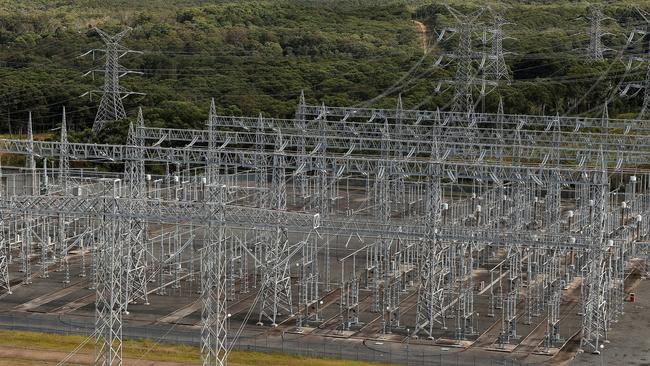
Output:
[
  {"xmin": 59, "ymin": 107, "xmax": 69, "ymax": 195},
  {"xmin": 485, "ymin": 12, "xmax": 511, "ymax": 82},
  {"xmin": 444, "ymin": 6, "xmax": 486, "ymax": 115},
  {"xmin": 619, "ymin": 7, "xmax": 650, "ymax": 120},
  {"xmin": 203, "ymin": 98, "xmax": 229, "ymax": 366},
  {"xmin": 0, "ymin": 159, "xmax": 9, "ymax": 295},
  {"xmin": 580, "ymin": 151, "xmax": 609, "ymax": 354},
  {"xmin": 587, "ymin": 5, "xmax": 608, "ymax": 61},
  {"xmin": 412, "ymin": 129, "xmax": 444, "ymax": 339},
  {"xmin": 93, "ymin": 201, "xmax": 125, "ymax": 366},
  {"xmin": 124, "ymin": 108, "xmax": 149, "ymax": 310},
  {"xmin": 81, "ymin": 27, "xmax": 143, "ymax": 133},
  {"xmin": 637, "ymin": 8, "xmax": 650, "ymax": 120}
]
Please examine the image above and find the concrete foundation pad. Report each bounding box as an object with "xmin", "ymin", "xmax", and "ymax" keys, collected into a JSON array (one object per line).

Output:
[
  {"xmin": 435, "ymin": 338, "xmax": 472, "ymax": 348},
  {"xmin": 532, "ymin": 347, "xmax": 559, "ymax": 356},
  {"xmin": 484, "ymin": 343, "xmax": 517, "ymax": 353},
  {"xmin": 321, "ymin": 330, "xmax": 356, "ymax": 338},
  {"xmin": 288, "ymin": 326, "xmax": 315, "ymax": 334}
]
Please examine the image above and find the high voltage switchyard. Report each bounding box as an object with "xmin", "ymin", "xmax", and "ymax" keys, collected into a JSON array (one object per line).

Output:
[{"xmin": 1, "ymin": 4, "xmax": 650, "ymax": 366}]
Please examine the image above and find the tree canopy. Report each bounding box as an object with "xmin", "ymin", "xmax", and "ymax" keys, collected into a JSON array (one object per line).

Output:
[{"xmin": 0, "ymin": 0, "xmax": 647, "ymax": 140}]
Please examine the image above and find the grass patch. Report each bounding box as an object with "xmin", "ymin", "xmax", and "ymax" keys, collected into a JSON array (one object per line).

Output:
[
  {"xmin": 229, "ymin": 351, "xmax": 391, "ymax": 366},
  {"xmin": 0, "ymin": 329, "xmax": 199, "ymax": 362},
  {"xmin": 0, "ymin": 329, "xmax": 390, "ymax": 365}
]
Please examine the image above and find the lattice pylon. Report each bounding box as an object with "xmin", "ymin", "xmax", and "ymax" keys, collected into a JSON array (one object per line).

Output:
[
  {"xmin": 57, "ymin": 108, "xmax": 70, "ymax": 278},
  {"xmin": 587, "ymin": 5, "xmax": 606, "ymax": 62},
  {"xmin": 59, "ymin": 106, "xmax": 69, "ymax": 195},
  {"xmin": 202, "ymin": 110, "xmax": 229, "ymax": 366},
  {"xmin": 93, "ymin": 200, "xmax": 124, "ymax": 366},
  {"xmin": 201, "ymin": 184, "xmax": 228, "ymax": 366},
  {"xmin": 0, "ymin": 255, "xmax": 10, "ymax": 295},
  {"xmin": 446, "ymin": 6, "xmax": 485, "ymax": 115},
  {"xmin": 83, "ymin": 28, "xmax": 142, "ymax": 133},
  {"xmin": 27, "ymin": 111, "xmax": 36, "ymax": 195},
  {"xmin": 0, "ymin": 169, "xmax": 10, "ymax": 294},
  {"xmin": 257, "ymin": 227, "xmax": 293, "ymax": 326},
  {"xmin": 485, "ymin": 13, "xmax": 511, "ymax": 81},
  {"xmin": 257, "ymin": 129, "xmax": 293, "ymax": 326},
  {"xmin": 580, "ymin": 152, "xmax": 609, "ymax": 354},
  {"xmin": 207, "ymin": 98, "xmax": 221, "ymax": 185},
  {"xmin": 413, "ymin": 162, "xmax": 446, "ymax": 339},
  {"xmin": 411, "ymin": 128, "xmax": 446, "ymax": 339},
  {"xmin": 123, "ymin": 109, "xmax": 149, "ymax": 310},
  {"xmin": 294, "ymin": 90, "xmax": 309, "ymax": 204},
  {"xmin": 255, "ymin": 113, "xmax": 268, "ymax": 209}
]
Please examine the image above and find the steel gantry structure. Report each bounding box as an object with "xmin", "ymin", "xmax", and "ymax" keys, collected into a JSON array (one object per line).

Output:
[{"xmin": 0, "ymin": 93, "xmax": 649, "ymax": 365}]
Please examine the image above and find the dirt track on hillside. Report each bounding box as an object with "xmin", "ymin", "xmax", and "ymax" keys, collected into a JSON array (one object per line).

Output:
[{"xmin": 412, "ymin": 20, "xmax": 428, "ymax": 54}]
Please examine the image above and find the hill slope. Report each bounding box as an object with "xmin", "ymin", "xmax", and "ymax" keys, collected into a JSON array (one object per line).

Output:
[{"xmin": 0, "ymin": 0, "xmax": 647, "ymax": 138}]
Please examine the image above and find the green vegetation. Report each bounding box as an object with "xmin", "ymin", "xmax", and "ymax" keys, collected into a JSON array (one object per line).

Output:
[
  {"xmin": 0, "ymin": 0, "xmax": 648, "ymax": 140},
  {"xmin": 0, "ymin": 329, "xmax": 390, "ymax": 365},
  {"xmin": 0, "ymin": 329, "xmax": 199, "ymax": 363}
]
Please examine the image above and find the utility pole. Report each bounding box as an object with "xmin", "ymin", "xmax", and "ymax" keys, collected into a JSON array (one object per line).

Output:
[{"xmin": 81, "ymin": 28, "xmax": 143, "ymax": 133}]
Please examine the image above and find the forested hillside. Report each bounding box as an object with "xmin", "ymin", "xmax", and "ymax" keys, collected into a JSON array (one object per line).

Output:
[{"xmin": 0, "ymin": 0, "xmax": 648, "ymax": 141}]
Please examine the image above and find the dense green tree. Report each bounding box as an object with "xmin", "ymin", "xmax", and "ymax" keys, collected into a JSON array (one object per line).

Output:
[{"xmin": 0, "ymin": 0, "xmax": 647, "ymax": 144}]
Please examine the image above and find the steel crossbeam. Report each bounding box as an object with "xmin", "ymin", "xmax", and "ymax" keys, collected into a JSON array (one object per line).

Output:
[
  {"xmin": 0, "ymin": 138, "xmax": 621, "ymax": 183},
  {"xmin": 135, "ymin": 119, "xmax": 649, "ymax": 169}
]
